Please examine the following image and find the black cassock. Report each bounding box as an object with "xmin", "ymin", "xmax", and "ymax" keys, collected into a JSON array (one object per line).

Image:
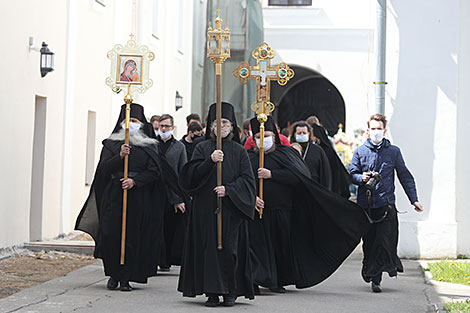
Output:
[
  {"xmin": 177, "ymin": 138, "xmax": 256, "ymax": 299},
  {"xmin": 248, "ymin": 145, "xmax": 370, "ymax": 289},
  {"xmin": 312, "ymin": 124, "xmax": 350, "ymax": 198},
  {"xmin": 75, "ymin": 139, "xmax": 177, "ymax": 283},
  {"xmin": 248, "ymin": 148, "xmax": 299, "ymax": 288},
  {"xmin": 299, "ymin": 142, "xmax": 332, "ymax": 189}
]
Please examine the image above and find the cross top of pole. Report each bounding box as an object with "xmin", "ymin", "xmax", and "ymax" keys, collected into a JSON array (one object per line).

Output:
[{"xmin": 233, "ymin": 42, "xmax": 294, "ymax": 121}]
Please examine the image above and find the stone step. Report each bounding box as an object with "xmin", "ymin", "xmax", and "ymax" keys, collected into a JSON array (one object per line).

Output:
[{"xmin": 24, "ymin": 240, "xmax": 95, "ymax": 255}]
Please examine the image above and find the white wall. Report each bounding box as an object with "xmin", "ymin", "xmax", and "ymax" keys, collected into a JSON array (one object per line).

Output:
[
  {"xmin": 386, "ymin": 0, "xmax": 458, "ymax": 258},
  {"xmin": 456, "ymin": 0, "xmax": 470, "ymax": 256},
  {"xmin": 0, "ymin": 0, "xmax": 195, "ymax": 249},
  {"xmin": 263, "ymin": 0, "xmax": 376, "ymax": 136},
  {"xmin": 0, "ymin": 0, "xmax": 68, "ymax": 248}
]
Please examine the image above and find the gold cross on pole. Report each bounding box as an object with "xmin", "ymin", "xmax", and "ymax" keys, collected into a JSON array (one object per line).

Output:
[
  {"xmin": 233, "ymin": 42, "xmax": 294, "ymax": 219},
  {"xmin": 233, "ymin": 42, "xmax": 294, "ymax": 115}
]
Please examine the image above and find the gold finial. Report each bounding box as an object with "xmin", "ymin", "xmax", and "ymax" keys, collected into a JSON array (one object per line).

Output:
[
  {"xmin": 215, "ymin": 8, "xmax": 222, "ymax": 30},
  {"xmin": 338, "ymin": 123, "xmax": 343, "ymax": 130},
  {"xmin": 129, "ymin": 33, "xmax": 135, "ymax": 41}
]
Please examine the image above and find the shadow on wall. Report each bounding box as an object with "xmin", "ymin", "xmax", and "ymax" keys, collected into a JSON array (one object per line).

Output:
[{"xmin": 390, "ymin": 1, "xmax": 457, "ymax": 257}]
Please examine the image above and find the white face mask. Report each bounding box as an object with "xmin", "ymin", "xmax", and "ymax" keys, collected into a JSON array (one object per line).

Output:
[
  {"xmin": 122, "ymin": 122, "xmax": 141, "ymax": 136},
  {"xmin": 296, "ymin": 134, "xmax": 309, "ymax": 143},
  {"xmin": 369, "ymin": 129, "xmax": 385, "ymax": 144},
  {"xmin": 212, "ymin": 125, "xmax": 232, "ymax": 138},
  {"xmin": 248, "ymin": 131, "xmax": 253, "ymax": 137},
  {"xmin": 158, "ymin": 129, "xmax": 173, "ymax": 139},
  {"xmin": 255, "ymin": 136, "xmax": 274, "ymax": 151}
]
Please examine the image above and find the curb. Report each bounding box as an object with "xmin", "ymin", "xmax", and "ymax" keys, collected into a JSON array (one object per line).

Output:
[{"xmin": 419, "ymin": 260, "xmax": 470, "ymax": 291}]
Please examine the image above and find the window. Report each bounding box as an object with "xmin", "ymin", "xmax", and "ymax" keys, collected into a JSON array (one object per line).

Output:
[
  {"xmin": 268, "ymin": 0, "xmax": 312, "ymax": 6},
  {"xmin": 95, "ymin": 0, "xmax": 105, "ymax": 6},
  {"xmin": 85, "ymin": 111, "xmax": 97, "ymax": 186},
  {"xmin": 152, "ymin": 0, "xmax": 160, "ymax": 39}
]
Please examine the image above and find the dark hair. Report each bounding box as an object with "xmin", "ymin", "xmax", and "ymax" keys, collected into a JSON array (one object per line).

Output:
[
  {"xmin": 159, "ymin": 114, "xmax": 174, "ymax": 125},
  {"xmin": 150, "ymin": 115, "xmax": 160, "ymax": 123},
  {"xmin": 186, "ymin": 113, "xmax": 201, "ymax": 124},
  {"xmin": 368, "ymin": 114, "xmax": 387, "ymax": 129},
  {"xmin": 289, "ymin": 121, "xmax": 312, "ymax": 143},
  {"xmin": 280, "ymin": 127, "xmax": 290, "ymax": 137},
  {"xmin": 242, "ymin": 118, "xmax": 251, "ymax": 131},
  {"xmin": 187, "ymin": 121, "xmax": 203, "ymax": 133}
]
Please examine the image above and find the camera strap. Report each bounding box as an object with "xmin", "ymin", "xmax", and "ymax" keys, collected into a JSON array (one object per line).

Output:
[{"xmin": 364, "ymin": 190, "xmax": 388, "ymax": 224}]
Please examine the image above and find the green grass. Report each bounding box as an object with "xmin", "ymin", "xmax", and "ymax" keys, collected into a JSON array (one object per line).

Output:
[
  {"xmin": 428, "ymin": 260, "xmax": 470, "ymax": 286},
  {"xmin": 444, "ymin": 299, "xmax": 470, "ymax": 313}
]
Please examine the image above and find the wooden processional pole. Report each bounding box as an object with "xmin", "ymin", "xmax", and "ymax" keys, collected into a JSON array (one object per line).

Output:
[
  {"xmin": 120, "ymin": 84, "xmax": 132, "ymax": 265},
  {"xmin": 207, "ymin": 9, "xmax": 230, "ymax": 250},
  {"xmin": 106, "ymin": 34, "xmax": 155, "ymax": 265}
]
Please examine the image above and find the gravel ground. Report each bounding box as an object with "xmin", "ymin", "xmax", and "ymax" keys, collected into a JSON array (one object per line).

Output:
[{"xmin": 0, "ymin": 250, "xmax": 95, "ymax": 299}]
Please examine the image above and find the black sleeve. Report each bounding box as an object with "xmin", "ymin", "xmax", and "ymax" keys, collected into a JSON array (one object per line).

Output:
[
  {"xmin": 192, "ymin": 144, "xmax": 215, "ymax": 182},
  {"xmin": 97, "ymin": 146, "xmax": 122, "ymax": 177}
]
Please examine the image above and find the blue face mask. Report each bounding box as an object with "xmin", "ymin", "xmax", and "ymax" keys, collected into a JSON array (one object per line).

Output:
[{"xmin": 296, "ymin": 134, "xmax": 309, "ymax": 143}]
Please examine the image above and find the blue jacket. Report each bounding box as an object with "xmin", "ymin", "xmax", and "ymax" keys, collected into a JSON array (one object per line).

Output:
[{"xmin": 349, "ymin": 138, "xmax": 418, "ymax": 209}]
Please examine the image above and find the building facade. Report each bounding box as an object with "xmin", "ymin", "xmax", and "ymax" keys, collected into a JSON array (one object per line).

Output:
[
  {"xmin": 0, "ymin": 0, "xmax": 194, "ymax": 252},
  {"xmin": 263, "ymin": 0, "xmax": 470, "ymax": 258}
]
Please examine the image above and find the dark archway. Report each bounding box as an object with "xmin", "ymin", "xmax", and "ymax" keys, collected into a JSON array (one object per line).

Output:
[{"xmin": 271, "ymin": 65, "xmax": 345, "ymax": 136}]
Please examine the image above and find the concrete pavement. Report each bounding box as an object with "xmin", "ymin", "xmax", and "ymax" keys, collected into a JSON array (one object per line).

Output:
[{"xmin": 0, "ymin": 253, "xmax": 443, "ymax": 313}]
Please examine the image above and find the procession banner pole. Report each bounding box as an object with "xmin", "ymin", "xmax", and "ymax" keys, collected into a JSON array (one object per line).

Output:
[
  {"xmin": 207, "ymin": 8, "xmax": 231, "ymax": 250},
  {"xmin": 106, "ymin": 34, "xmax": 155, "ymax": 265},
  {"xmin": 216, "ymin": 64, "xmax": 223, "ymax": 250},
  {"xmin": 120, "ymin": 84, "xmax": 132, "ymax": 265},
  {"xmin": 233, "ymin": 42, "xmax": 294, "ymax": 219}
]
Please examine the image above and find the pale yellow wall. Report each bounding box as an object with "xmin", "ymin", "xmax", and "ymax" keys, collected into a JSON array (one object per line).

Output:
[
  {"xmin": 65, "ymin": 0, "xmax": 119, "ymax": 236},
  {"xmin": 1, "ymin": 0, "xmax": 196, "ymax": 248},
  {"xmin": 0, "ymin": 0, "xmax": 67, "ymax": 247}
]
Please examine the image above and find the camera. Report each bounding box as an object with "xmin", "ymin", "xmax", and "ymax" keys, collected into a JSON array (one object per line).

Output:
[{"xmin": 365, "ymin": 171, "xmax": 382, "ymax": 190}]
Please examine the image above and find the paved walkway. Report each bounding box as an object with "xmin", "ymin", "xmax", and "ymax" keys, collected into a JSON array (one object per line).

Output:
[{"xmin": 0, "ymin": 253, "xmax": 443, "ymax": 313}]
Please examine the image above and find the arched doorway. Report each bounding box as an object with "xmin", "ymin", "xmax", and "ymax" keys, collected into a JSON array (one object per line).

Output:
[{"xmin": 271, "ymin": 65, "xmax": 345, "ymax": 136}]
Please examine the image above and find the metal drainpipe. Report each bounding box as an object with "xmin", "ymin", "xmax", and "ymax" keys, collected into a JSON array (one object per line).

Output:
[{"xmin": 375, "ymin": 0, "xmax": 387, "ymax": 114}]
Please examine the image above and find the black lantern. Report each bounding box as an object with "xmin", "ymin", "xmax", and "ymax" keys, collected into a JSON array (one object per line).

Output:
[
  {"xmin": 175, "ymin": 91, "xmax": 183, "ymax": 111},
  {"xmin": 40, "ymin": 42, "xmax": 54, "ymax": 77}
]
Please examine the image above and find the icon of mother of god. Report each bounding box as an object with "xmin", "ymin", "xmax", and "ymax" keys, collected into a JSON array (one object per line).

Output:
[{"xmin": 120, "ymin": 58, "xmax": 140, "ymax": 83}]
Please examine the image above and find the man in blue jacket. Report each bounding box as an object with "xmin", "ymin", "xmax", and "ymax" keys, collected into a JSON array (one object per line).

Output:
[{"xmin": 350, "ymin": 114, "xmax": 423, "ymax": 293}]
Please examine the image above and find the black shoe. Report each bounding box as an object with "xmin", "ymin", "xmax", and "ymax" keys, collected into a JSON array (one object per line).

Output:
[
  {"xmin": 253, "ymin": 284, "xmax": 261, "ymax": 295},
  {"xmin": 269, "ymin": 286, "xmax": 286, "ymax": 293},
  {"xmin": 371, "ymin": 282, "xmax": 382, "ymax": 293},
  {"xmin": 107, "ymin": 277, "xmax": 119, "ymax": 290},
  {"xmin": 204, "ymin": 296, "xmax": 220, "ymax": 307},
  {"xmin": 159, "ymin": 265, "xmax": 171, "ymax": 272},
  {"xmin": 120, "ymin": 281, "xmax": 132, "ymax": 292},
  {"xmin": 222, "ymin": 295, "xmax": 236, "ymax": 307}
]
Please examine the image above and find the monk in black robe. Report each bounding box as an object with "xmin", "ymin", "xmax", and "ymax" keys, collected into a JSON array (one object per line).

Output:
[
  {"xmin": 312, "ymin": 123, "xmax": 351, "ymax": 198},
  {"xmin": 290, "ymin": 121, "xmax": 331, "ymax": 189},
  {"xmin": 75, "ymin": 103, "xmax": 179, "ymax": 292},
  {"xmin": 177, "ymin": 102, "xmax": 256, "ymax": 307},
  {"xmin": 248, "ymin": 116, "xmax": 370, "ymax": 293}
]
